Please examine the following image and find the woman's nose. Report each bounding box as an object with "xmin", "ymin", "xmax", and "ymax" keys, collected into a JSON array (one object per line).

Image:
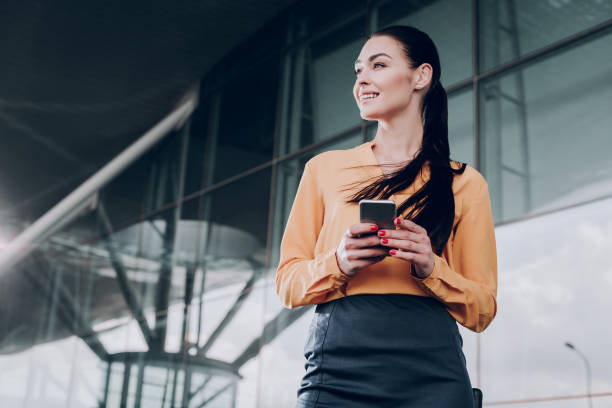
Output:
[{"xmin": 357, "ymin": 73, "xmax": 370, "ymax": 86}]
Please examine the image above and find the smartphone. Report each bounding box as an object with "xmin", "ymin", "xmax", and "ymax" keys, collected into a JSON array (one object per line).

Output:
[
  {"xmin": 359, "ymin": 199, "xmax": 396, "ymax": 230},
  {"xmin": 359, "ymin": 199, "xmax": 396, "ymax": 255}
]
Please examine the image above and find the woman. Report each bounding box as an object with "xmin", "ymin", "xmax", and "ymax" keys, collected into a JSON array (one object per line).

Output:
[{"xmin": 276, "ymin": 25, "xmax": 498, "ymax": 407}]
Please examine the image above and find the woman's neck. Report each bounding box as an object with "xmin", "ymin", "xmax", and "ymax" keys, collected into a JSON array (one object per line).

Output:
[{"xmin": 372, "ymin": 105, "xmax": 423, "ymax": 164}]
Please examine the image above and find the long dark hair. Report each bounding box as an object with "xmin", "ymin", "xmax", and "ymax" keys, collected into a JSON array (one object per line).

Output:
[{"xmin": 344, "ymin": 25, "xmax": 466, "ymax": 256}]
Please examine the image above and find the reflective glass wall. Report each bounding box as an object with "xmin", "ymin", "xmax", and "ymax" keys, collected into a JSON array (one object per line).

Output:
[{"xmin": 1, "ymin": 0, "xmax": 611, "ymax": 407}]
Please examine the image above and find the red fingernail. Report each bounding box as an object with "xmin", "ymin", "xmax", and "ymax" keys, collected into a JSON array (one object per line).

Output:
[
  {"xmin": 378, "ymin": 230, "xmax": 386, "ymax": 236},
  {"xmin": 394, "ymin": 218, "xmax": 401, "ymax": 225},
  {"xmin": 381, "ymin": 238, "xmax": 388, "ymax": 244},
  {"xmin": 389, "ymin": 249, "xmax": 397, "ymax": 255},
  {"xmin": 370, "ymin": 224, "xmax": 378, "ymax": 230}
]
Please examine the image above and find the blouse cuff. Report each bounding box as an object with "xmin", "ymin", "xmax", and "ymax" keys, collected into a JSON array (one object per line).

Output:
[
  {"xmin": 411, "ymin": 254, "xmax": 442, "ymax": 287},
  {"xmin": 324, "ymin": 247, "xmax": 352, "ymax": 283}
]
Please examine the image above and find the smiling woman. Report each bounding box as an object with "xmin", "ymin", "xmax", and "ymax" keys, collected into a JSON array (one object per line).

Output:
[{"xmin": 276, "ymin": 25, "xmax": 497, "ymax": 408}]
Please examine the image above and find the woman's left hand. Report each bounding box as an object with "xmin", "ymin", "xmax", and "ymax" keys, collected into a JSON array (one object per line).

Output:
[{"xmin": 377, "ymin": 217, "xmax": 435, "ymax": 278}]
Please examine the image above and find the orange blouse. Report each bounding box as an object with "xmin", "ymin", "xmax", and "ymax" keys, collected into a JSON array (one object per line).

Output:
[{"xmin": 275, "ymin": 140, "xmax": 498, "ymax": 332}]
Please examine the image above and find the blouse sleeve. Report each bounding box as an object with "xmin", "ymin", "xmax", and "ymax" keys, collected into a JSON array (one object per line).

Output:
[
  {"xmin": 414, "ymin": 180, "xmax": 498, "ymax": 333},
  {"xmin": 275, "ymin": 159, "xmax": 351, "ymax": 308}
]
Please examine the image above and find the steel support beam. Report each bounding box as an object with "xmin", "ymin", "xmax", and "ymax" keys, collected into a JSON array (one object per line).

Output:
[
  {"xmin": 0, "ymin": 89, "xmax": 198, "ymax": 275},
  {"xmin": 97, "ymin": 203, "xmax": 155, "ymax": 346}
]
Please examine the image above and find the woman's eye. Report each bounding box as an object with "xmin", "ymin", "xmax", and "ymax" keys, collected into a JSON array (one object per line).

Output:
[{"xmin": 354, "ymin": 63, "xmax": 385, "ymax": 75}]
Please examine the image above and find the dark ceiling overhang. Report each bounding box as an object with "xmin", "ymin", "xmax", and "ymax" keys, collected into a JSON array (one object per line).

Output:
[{"xmin": 0, "ymin": 0, "xmax": 297, "ymax": 227}]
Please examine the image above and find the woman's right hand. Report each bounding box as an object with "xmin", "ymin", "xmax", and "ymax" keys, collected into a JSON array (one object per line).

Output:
[{"xmin": 336, "ymin": 223, "xmax": 388, "ymax": 277}]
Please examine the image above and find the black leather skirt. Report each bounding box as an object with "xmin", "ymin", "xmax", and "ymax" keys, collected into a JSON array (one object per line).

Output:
[{"xmin": 296, "ymin": 294, "xmax": 474, "ymax": 408}]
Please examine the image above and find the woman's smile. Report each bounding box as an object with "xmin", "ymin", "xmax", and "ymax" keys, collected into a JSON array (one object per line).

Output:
[{"xmin": 360, "ymin": 92, "xmax": 380, "ymax": 103}]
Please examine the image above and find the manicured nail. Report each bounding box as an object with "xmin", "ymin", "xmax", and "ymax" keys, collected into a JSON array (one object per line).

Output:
[
  {"xmin": 370, "ymin": 224, "xmax": 378, "ymax": 231},
  {"xmin": 378, "ymin": 230, "xmax": 386, "ymax": 236},
  {"xmin": 381, "ymin": 238, "xmax": 388, "ymax": 244},
  {"xmin": 394, "ymin": 218, "xmax": 401, "ymax": 225},
  {"xmin": 389, "ymin": 249, "xmax": 397, "ymax": 255}
]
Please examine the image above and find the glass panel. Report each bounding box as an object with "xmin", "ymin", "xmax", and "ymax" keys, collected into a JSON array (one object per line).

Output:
[
  {"xmin": 179, "ymin": 195, "xmax": 201, "ymax": 224},
  {"xmin": 458, "ymin": 326, "xmax": 479, "ymax": 390},
  {"xmin": 479, "ymin": 32, "xmax": 612, "ymax": 223},
  {"xmin": 224, "ymin": 19, "xmax": 287, "ymax": 73},
  {"xmin": 139, "ymin": 366, "xmax": 164, "ymax": 404},
  {"xmin": 293, "ymin": 0, "xmax": 367, "ymax": 40},
  {"xmin": 106, "ymin": 362, "xmax": 125, "ymax": 407},
  {"xmin": 270, "ymin": 132, "xmax": 363, "ymax": 269},
  {"xmin": 278, "ymin": 18, "xmax": 366, "ymax": 155},
  {"xmin": 448, "ymin": 87, "xmax": 474, "ymax": 167},
  {"xmin": 201, "ymin": 286, "xmax": 264, "ymax": 408},
  {"xmin": 204, "ymin": 168, "xmax": 271, "ymax": 267},
  {"xmin": 377, "ymin": 0, "xmax": 473, "ymax": 86},
  {"xmin": 258, "ymin": 273, "xmax": 315, "ymax": 408},
  {"xmin": 0, "ymin": 208, "xmax": 132, "ymax": 404},
  {"xmin": 183, "ymin": 103, "xmax": 210, "ymax": 197},
  {"xmin": 102, "ymin": 206, "xmax": 185, "ymax": 353},
  {"xmin": 479, "ymin": 0, "xmax": 612, "ymax": 72},
  {"xmin": 212, "ymin": 60, "xmax": 280, "ymax": 183},
  {"xmin": 102, "ymin": 130, "xmax": 187, "ymax": 228},
  {"xmin": 200, "ymin": 280, "xmax": 266, "ymax": 363},
  {"xmin": 481, "ymin": 197, "xmax": 612, "ymax": 403},
  {"xmin": 0, "ymin": 337, "xmax": 103, "ymax": 407}
]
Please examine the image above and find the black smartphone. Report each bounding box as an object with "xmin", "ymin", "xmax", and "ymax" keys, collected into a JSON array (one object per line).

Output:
[
  {"xmin": 359, "ymin": 199, "xmax": 396, "ymax": 255},
  {"xmin": 359, "ymin": 199, "xmax": 397, "ymax": 230}
]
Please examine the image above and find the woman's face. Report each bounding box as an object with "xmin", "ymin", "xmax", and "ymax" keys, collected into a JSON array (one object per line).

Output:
[{"xmin": 353, "ymin": 35, "xmax": 423, "ymax": 121}]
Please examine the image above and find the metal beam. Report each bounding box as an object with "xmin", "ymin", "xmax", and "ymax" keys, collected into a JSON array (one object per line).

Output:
[
  {"xmin": 0, "ymin": 89, "xmax": 198, "ymax": 275},
  {"xmin": 120, "ymin": 361, "xmax": 132, "ymax": 408},
  {"xmin": 134, "ymin": 357, "xmax": 145, "ymax": 408},
  {"xmin": 181, "ymin": 265, "xmax": 196, "ymax": 352},
  {"xmin": 97, "ymin": 203, "xmax": 155, "ymax": 346},
  {"xmin": 189, "ymin": 375, "xmax": 212, "ymax": 400},
  {"xmin": 152, "ymin": 208, "xmax": 178, "ymax": 352},
  {"xmin": 99, "ymin": 362, "xmax": 112, "ymax": 408}
]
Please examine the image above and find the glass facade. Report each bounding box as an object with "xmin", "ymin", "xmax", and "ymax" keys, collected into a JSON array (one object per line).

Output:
[
  {"xmin": 1, "ymin": 0, "xmax": 611, "ymax": 407},
  {"xmin": 480, "ymin": 30, "xmax": 612, "ymax": 223}
]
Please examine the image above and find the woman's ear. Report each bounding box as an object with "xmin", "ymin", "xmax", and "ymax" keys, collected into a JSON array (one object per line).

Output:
[{"xmin": 414, "ymin": 63, "xmax": 433, "ymax": 90}]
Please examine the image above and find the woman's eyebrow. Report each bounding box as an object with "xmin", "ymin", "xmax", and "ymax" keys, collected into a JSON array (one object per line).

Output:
[{"xmin": 354, "ymin": 52, "xmax": 392, "ymax": 65}]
